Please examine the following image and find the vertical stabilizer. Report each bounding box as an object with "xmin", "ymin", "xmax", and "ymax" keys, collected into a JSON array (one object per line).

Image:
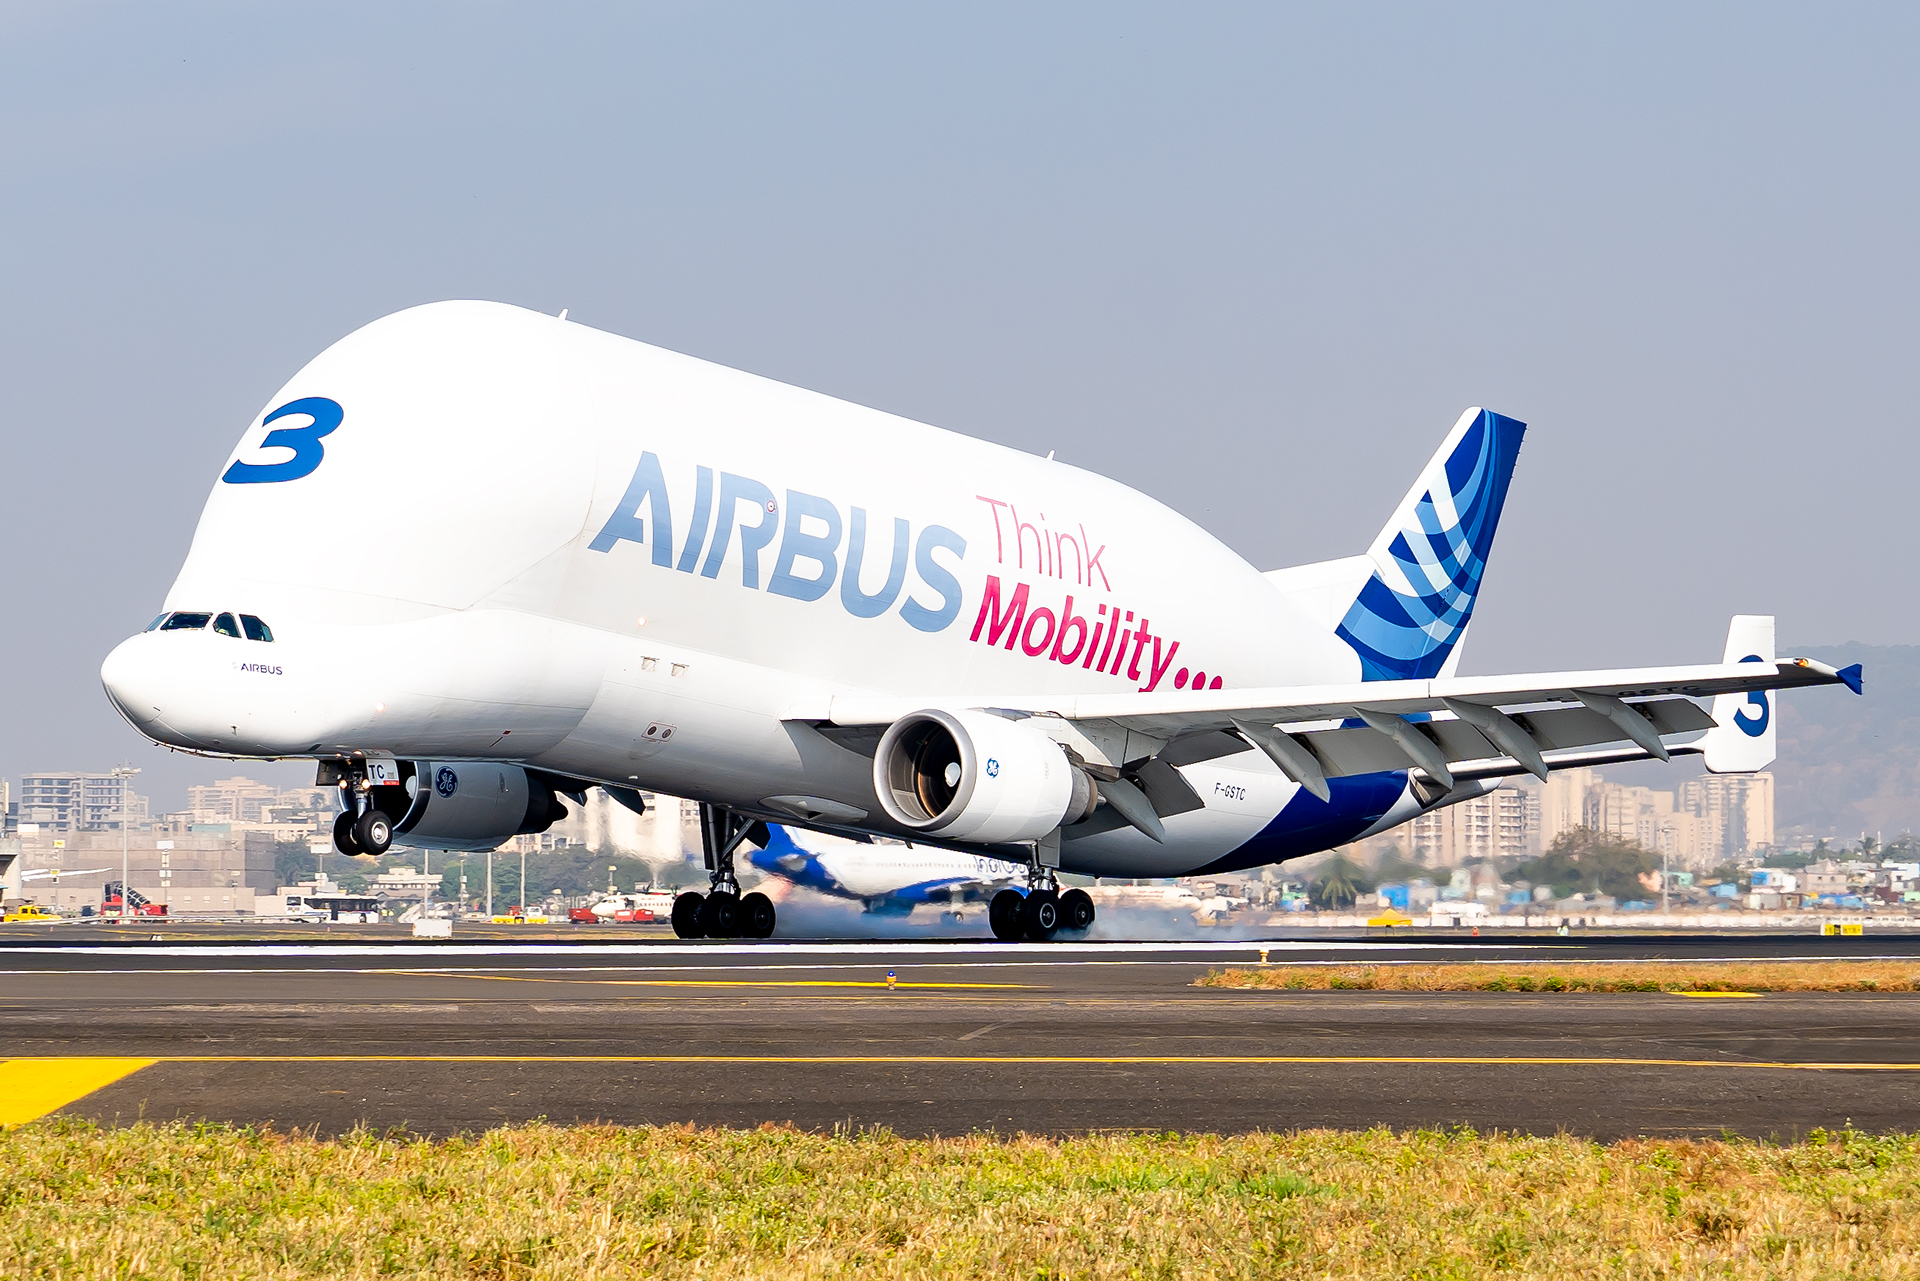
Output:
[
  {"xmin": 1703, "ymin": 615, "xmax": 1776, "ymax": 773},
  {"xmin": 1333, "ymin": 408, "xmax": 1526, "ymax": 681}
]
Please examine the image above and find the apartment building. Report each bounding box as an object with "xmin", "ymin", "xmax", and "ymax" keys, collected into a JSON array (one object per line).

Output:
[{"xmin": 17, "ymin": 772, "xmax": 148, "ymax": 834}]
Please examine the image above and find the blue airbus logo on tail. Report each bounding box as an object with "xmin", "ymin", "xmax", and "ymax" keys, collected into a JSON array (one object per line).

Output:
[{"xmin": 1335, "ymin": 409, "xmax": 1526, "ymax": 681}]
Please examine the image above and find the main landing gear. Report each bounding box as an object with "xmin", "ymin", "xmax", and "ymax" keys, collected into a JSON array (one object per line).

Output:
[
  {"xmin": 672, "ymin": 804, "xmax": 777, "ymax": 939},
  {"xmin": 988, "ymin": 844, "xmax": 1096, "ymax": 942}
]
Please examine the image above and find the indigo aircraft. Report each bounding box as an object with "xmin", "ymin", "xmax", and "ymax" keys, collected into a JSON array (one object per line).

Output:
[{"xmin": 101, "ymin": 302, "xmax": 1861, "ymax": 941}]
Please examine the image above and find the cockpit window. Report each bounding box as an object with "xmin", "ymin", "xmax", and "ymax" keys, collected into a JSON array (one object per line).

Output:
[
  {"xmin": 240, "ymin": 614, "xmax": 274, "ymax": 642},
  {"xmin": 212, "ymin": 613, "xmax": 242, "ymax": 638},
  {"xmin": 144, "ymin": 613, "xmax": 168, "ymax": 632},
  {"xmin": 159, "ymin": 612, "xmax": 211, "ymax": 632}
]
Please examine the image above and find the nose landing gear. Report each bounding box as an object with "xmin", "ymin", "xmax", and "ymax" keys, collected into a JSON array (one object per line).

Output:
[
  {"xmin": 327, "ymin": 760, "xmax": 398, "ymax": 857},
  {"xmin": 671, "ymin": 805, "xmax": 776, "ymax": 939}
]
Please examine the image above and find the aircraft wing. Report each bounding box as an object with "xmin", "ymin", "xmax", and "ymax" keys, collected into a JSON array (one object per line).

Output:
[{"xmin": 813, "ymin": 655, "xmax": 1861, "ymax": 804}]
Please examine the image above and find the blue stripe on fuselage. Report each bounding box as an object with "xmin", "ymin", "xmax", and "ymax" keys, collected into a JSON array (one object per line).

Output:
[{"xmin": 1189, "ymin": 771, "xmax": 1407, "ymax": 875}]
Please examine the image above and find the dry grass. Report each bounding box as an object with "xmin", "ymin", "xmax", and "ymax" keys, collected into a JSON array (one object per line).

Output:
[
  {"xmin": 1199, "ymin": 960, "xmax": 1920, "ymax": 993},
  {"xmin": 3, "ymin": 1120, "xmax": 1920, "ymax": 1277}
]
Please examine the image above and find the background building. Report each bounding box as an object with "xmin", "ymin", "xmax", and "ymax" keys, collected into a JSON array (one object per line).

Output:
[
  {"xmin": 1408, "ymin": 787, "xmax": 1538, "ymax": 867},
  {"xmin": 17, "ymin": 772, "xmax": 147, "ymax": 834}
]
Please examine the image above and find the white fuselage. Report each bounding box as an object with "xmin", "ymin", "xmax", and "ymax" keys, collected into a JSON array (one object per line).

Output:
[{"xmin": 102, "ymin": 301, "xmax": 1418, "ymax": 877}]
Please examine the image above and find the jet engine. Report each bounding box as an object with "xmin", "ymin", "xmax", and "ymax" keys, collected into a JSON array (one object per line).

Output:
[
  {"xmin": 387, "ymin": 762, "xmax": 571, "ymax": 852},
  {"xmin": 873, "ymin": 709, "xmax": 1095, "ymax": 844}
]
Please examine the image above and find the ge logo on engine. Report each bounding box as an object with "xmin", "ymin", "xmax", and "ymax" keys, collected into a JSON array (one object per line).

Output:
[
  {"xmin": 984, "ymin": 758, "xmax": 1000, "ymax": 778},
  {"xmin": 435, "ymin": 767, "xmax": 459, "ymax": 798}
]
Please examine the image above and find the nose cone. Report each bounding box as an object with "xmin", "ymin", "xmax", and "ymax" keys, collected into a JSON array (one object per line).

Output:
[{"xmin": 101, "ymin": 633, "xmax": 173, "ymax": 733}]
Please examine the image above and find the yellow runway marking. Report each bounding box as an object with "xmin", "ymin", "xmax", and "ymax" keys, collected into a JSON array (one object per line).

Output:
[
  {"xmin": 0, "ymin": 1058, "xmax": 156, "ymax": 1127},
  {"xmin": 12, "ymin": 1054, "xmax": 1919, "ymax": 1072},
  {"xmin": 388, "ymin": 971, "xmax": 1033, "ymax": 990},
  {"xmin": 1675, "ymin": 991, "xmax": 1762, "ymax": 998}
]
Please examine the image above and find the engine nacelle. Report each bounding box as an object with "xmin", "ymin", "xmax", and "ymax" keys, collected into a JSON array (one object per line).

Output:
[
  {"xmin": 391, "ymin": 762, "xmax": 569, "ymax": 852},
  {"xmin": 873, "ymin": 709, "xmax": 1094, "ymax": 845}
]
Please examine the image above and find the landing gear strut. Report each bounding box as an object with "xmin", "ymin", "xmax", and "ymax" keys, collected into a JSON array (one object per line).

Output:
[
  {"xmin": 672, "ymin": 804, "xmax": 776, "ymax": 940},
  {"xmin": 988, "ymin": 835, "xmax": 1096, "ymax": 942}
]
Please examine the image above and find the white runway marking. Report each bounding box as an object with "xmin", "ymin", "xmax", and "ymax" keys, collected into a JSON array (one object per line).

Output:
[{"xmin": 0, "ymin": 938, "xmax": 1518, "ymax": 961}]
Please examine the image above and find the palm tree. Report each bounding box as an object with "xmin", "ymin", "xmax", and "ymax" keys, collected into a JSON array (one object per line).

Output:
[{"xmin": 1311, "ymin": 853, "xmax": 1366, "ymax": 909}]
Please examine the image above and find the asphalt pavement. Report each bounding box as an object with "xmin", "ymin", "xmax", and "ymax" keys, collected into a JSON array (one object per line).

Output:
[{"xmin": 2, "ymin": 933, "xmax": 1916, "ymax": 1139}]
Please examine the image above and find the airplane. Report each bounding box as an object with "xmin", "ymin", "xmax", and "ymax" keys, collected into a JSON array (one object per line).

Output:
[
  {"xmin": 742, "ymin": 823, "xmax": 1023, "ymax": 921},
  {"xmin": 99, "ymin": 301, "xmax": 1862, "ymax": 942}
]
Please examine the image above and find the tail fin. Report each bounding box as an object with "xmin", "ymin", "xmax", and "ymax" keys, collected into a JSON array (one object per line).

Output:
[
  {"xmin": 1702, "ymin": 615, "xmax": 1776, "ymax": 773},
  {"xmin": 1329, "ymin": 407, "xmax": 1526, "ymax": 681}
]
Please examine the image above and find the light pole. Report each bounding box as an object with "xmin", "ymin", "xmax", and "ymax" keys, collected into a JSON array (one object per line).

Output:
[
  {"xmin": 110, "ymin": 765, "xmax": 140, "ymax": 922},
  {"xmin": 1660, "ymin": 822, "xmax": 1672, "ymax": 916}
]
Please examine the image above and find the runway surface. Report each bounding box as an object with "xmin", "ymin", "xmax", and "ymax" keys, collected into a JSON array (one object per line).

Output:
[{"xmin": 3, "ymin": 933, "xmax": 1917, "ymax": 1139}]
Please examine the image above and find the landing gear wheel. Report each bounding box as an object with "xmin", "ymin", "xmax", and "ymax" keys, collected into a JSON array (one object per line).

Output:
[
  {"xmin": 1060, "ymin": 888, "xmax": 1095, "ymax": 933},
  {"xmin": 332, "ymin": 811, "xmax": 363, "ymax": 856},
  {"xmin": 1022, "ymin": 890, "xmax": 1061, "ymax": 942},
  {"xmin": 671, "ymin": 892, "xmax": 706, "ymax": 939},
  {"xmin": 740, "ymin": 892, "xmax": 777, "ymax": 939},
  {"xmin": 701, "ymin": 891, "xmax": 741, "ymax": 938},
  {"xmin": 989, "ymin": 889, "xmax": 1026, "ymax": 941},
  {"xmin": 353, "ymin": 809, "xmax": 393, "ymax": 856}
]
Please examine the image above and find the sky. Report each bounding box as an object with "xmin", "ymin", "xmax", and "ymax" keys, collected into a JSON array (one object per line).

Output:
[{"xmin": 1, "ymin": 3, "xmax": 1914, "ymax": 812}]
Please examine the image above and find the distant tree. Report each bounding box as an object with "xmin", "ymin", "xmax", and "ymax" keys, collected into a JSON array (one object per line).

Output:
[
  {"xmin": 1763, "ymin": 849, "xmax": 1814, "ymax": 870},
  {"xmin": 1370, "ymin": 850, "xmax": 1430, "ymax": 887},
  {"xmin": 1514, "ymin": 829, "xmax": 1656, "ymax": 901},
  {"xmin": 271, "ymin": 839, "xmax": 318, "ymax": 887},
  {"xmin": 1703, "ymin": 864, "xmax": 1745, "ymax": 886},
  {"xmin": 1309, "ymin": 853, "xmax": 1372, "ymax": 908}
]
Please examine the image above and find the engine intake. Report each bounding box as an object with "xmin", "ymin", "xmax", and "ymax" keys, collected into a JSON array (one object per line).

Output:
[{"xmin": 874, "ymin": 709, "xmax": 1094, "ymax": 844}]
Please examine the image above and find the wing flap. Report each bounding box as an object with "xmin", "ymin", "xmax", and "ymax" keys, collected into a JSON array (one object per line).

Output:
[{"xmin": 823, "ymin": 658, "xmax": 1849, "ymax": 733}]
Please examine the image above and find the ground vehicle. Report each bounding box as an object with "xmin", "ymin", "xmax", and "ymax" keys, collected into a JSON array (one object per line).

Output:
[
  {"xmin": 99, "ymin": 896, "xmax": 168, "ymax": 918},
  {"xmin": 572, "ymin": 892, "xmax": 669, "ymax": 923},
  {"xmin": 3, "ymin": 904, "xmax": 61, "ymax": 923}
]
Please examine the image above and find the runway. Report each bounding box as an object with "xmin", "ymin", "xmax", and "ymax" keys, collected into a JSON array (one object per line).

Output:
[{"xmin": 3, "ymin": 934, "xmax": 1917, "ymax": 1139}]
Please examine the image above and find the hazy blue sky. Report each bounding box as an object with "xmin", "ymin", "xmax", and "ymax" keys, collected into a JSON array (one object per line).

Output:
[{"xmin": 2, "ymin": 3, "xmax": 1913, "ymax": 810}]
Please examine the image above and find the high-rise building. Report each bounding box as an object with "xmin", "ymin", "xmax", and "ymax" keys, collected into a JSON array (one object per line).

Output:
[
  {"xmin": 1527, "ymin": 766, "xmax": 1774, "ymax": 868},
  {"xmin": 1408, "ymin": 786, "xmax": 1538, "ymax": 866},
  {"xmin": 185, "ymin": 776, "xmax": 285, "ymax": 824},
  {"xmin": 17, "ymin": 772, "xmax": 148, "ymax": 834},
  {"xmin": 1678, "ymin": 773, "xmax": 1774, "ymax": 858}
]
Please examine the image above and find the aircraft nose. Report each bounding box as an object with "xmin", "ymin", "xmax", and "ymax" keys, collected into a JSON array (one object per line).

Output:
[{"xmin": 100, "ymin": 633, "xmax": 173, "ymax": 731}]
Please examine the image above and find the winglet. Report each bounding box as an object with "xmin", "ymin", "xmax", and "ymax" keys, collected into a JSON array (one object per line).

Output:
[{"xmin": 1838, "ymin": 663, "xmax": 1864, "ymax": 695}]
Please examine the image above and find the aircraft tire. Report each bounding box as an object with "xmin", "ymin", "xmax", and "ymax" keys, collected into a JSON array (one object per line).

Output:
[
  {"xmin": 1060, "ymin": 888, "xmax": 1095, "ymax": 932},
  {"xmin": 988, "ymin": 889, "xmax": 1025, "ymax": 941},
  {"xmin": 353, "ymin": 809, "xmax": 393, "ymax": 856},
  {"xmin": 332, "ymin": 811, "xmax": 362, "ymax": 856},
  {"xmin": 701, "ymin": 891, "xmax": 741, "ymax": 938},
  {"xmin": 740, "ymin": 892, "xmax": 776, "ymax": 939},
  {"xmin": 1022, "ymin": 890, "xmax": 1061, "ymax": 942},
  {"xmin": 671, "ymin": 892, "xmax": 706, "ymax": 939}
]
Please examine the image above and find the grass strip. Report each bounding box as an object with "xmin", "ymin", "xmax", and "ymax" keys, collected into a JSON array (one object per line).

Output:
[
  {"xmin": 3, "ymin": 1120, "xmax": 1919, "ymax": 1278},
  {"xmin": 1199, "ymin": 960, "xmax": 1920, "ymax": 992}
]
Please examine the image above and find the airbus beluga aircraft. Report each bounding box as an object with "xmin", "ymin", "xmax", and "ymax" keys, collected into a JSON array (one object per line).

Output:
[{"xmin": 101, "ymin": 301, "xmax": 1861, "ymax": 941}]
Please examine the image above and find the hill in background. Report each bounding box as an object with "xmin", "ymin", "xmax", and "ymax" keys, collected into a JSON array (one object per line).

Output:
[{"xmin": 1775, "ymin": 643, "xmax": 1920, "ymax": 844}]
